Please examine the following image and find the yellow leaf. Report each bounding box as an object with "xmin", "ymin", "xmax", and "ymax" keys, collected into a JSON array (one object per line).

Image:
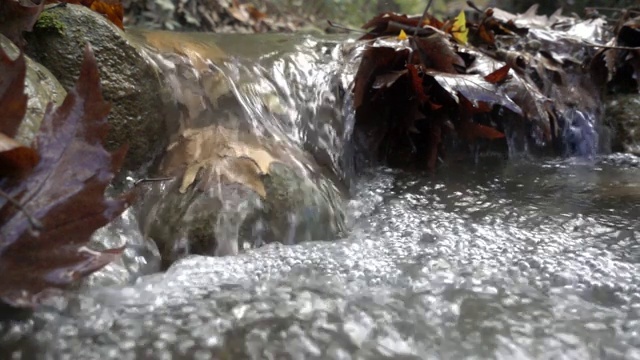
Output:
[
  {"xmin": 398, "ymin": 29, "xmax": 408, "ymax": 40},
  {"xmin": 451, "ymin": 10, "xmax": 468, "ymax": 45}
]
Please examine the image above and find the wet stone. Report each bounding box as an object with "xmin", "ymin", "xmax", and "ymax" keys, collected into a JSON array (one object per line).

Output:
[{"xmin": 606, "ymin": 94, "xmax": 640, "ymax": 156}]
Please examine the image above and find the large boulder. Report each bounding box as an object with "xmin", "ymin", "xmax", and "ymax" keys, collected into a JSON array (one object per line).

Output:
[
  {"xmin": 0, "ymin": 34, "xmax": 66, "ymax": 144},
  {"xmin": 25, "ymin": 5, "xmax": 169, "ymax": 170},
  {"xmin": 605, "ymin": 94, "xmax": 640, "ymax": 156}
]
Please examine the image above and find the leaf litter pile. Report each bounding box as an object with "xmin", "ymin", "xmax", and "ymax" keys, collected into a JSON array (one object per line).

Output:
[
  {"xmin": 351, "ymin": 3, "xmax": 640, "ymax": 170},
  {"xmin": 0, "ymin": 44, "xmax": 131, "ymax": 308}
]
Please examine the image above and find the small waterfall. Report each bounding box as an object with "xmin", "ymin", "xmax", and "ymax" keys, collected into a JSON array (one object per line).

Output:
[
  {"xmin": 89, "ymin": 29, "xmax": 607, "ymax": 274},
  {"xmin": 123, "ymin": 32, "xmax": 360, "ymax": 267}
]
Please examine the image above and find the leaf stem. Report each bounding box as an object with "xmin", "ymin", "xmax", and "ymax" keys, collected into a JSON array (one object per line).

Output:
[
  {"xmin": 414, "ymin": 0, "xmax": 435, "ymax": 36},
  {"xmin": 326, "ymin": 20, "xmax": 367, "ymax": 34},
  {"xmin": 133, "ymin": 177, "xmax": 175, "ymax": 187},
  {"xmin": 582, "ymin": 41, "xmax": 640, "ymax": 50}
]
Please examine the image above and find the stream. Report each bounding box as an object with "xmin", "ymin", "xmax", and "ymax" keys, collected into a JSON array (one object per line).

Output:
[{"xmin": 2, "ymin": 32, "xmax": 640, "ymax": 359}]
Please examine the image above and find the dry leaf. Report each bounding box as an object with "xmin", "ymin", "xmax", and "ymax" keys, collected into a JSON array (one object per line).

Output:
[{"xmin": 160, "ymin": 125, "xmax": 281, "ymax": 197}]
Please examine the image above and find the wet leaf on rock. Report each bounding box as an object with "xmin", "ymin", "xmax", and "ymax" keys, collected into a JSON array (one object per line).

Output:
[
  {"xmin": 159, "ymin": 125, "xmax": 281, "ymax": 197},
  {"xmin": 0, "ymin": 44, "xmax": 131, "ymax": 308}
]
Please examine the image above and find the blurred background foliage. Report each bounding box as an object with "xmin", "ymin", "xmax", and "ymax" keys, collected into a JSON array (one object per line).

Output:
[{"xmin": 258, "ymin": 0, "xmax": 638, "ymax": 27}]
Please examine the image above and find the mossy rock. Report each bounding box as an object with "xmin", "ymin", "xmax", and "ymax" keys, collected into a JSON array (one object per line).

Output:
[{"xmin": 25, "ymin": 5, "xmax": 169, "ymax": 170}]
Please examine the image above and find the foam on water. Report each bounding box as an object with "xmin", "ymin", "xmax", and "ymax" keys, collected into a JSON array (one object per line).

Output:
[{"xmin": 2, "ymin": 156, "xmax": 640, "ymax": 359}]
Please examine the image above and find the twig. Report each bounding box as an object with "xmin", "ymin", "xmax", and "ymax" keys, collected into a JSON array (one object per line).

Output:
[
  {"xmin": 134, "ymin": 177, "xmax": 174, "ymax": 187},
  {"xmin": 582, "ymin": 41, "xmax": 640, "ymax": 50},
  {"xmin": 0, "ymin": 188, "xmax": 42, "ymax": 230},
  {"xmin": 326, "ymin": 20, "xmax": 367, "ymax": 34},
  {"xmin": 388, "ymin": 21, "xmax": 438, "ymax": 37},
  {"xmin": 466, "ymin": 0, "xmax": 484, "ymax": 13},
  {"xmin": 585, "ymin": 7, "xmax": 640, "ymax": 14},
  {"xmin": 414, "ymin": 0, "xmax": 435, "ymax": 36},
  {"xmin": 44, "ymin": 2, "xmax": 67, "ymax": 11}
]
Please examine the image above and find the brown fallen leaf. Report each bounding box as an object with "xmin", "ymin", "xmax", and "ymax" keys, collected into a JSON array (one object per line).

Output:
[
  {"xmin": 0, "ymin": 0, "xmax": 44, "ymax": 48},
  {"xmin": 410, "ymin": 35, "xmax": 466, "ymax": 74},
  {"xmin": 353, "ymin": 46, "xmax": 409, "ymax": 109},
  {"xmin": 372, "ymin": 69, "xmax": 407, "ymax": 90},
  {"xmin": 406, "ymin": 64, "xmax": 429, "ymax": 103},
  {"xmin": 484, "ymin": 64, "xmax": 511, "ymax": 84},
  {"xmin": 465, "ymin": 123, "xmax": 505, "ymax": 140},
  {"xmin": 425, "ymin": 70, "xmax": 522, "ymax": 116},
  {"xmin": 0, "ymin": 44, "xmax": 131, "ymax": 308},
  {"xmin": 160, "ymin": 125, "xmax": 280, "ymax": 197}
]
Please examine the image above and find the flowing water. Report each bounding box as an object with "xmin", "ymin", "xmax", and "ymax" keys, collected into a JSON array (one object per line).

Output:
[{"xmin": 2, "ymin": 33, "xmax": 640, "ymax": 359}]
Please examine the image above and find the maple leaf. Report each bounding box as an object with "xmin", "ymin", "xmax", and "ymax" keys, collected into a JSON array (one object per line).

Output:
[
  {"xmin": 0, "ymin": 44, "xmax": 131, "ymax": 308},
  {"xmin": 159, "ymin": 125, "xmax": 293, "ymax": 198},
  {"xmin": 0, "ymin": 0, "xmax": 44, "ymax": 48}
]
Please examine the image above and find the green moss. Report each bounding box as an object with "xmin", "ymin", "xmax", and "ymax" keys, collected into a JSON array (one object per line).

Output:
[{"xmin": 34, "ymin": 12, "xmax": 66, "ymax": 34}]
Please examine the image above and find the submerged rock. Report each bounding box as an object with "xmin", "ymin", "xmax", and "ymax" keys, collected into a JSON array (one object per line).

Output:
[
  {"xmin": 25, "ymin": 5, "xmax": 169, "ymax": 170},
  {"xmin": 138, "ymin": 125, "xmax": 347, "ymax": 269},
  {"xmin": 0, "ymin": 34, "xmax": 66, "ymax": 144},
  {"xmin": 606, "ymin": 94, "xmax": 640, "ymax": 156}
]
